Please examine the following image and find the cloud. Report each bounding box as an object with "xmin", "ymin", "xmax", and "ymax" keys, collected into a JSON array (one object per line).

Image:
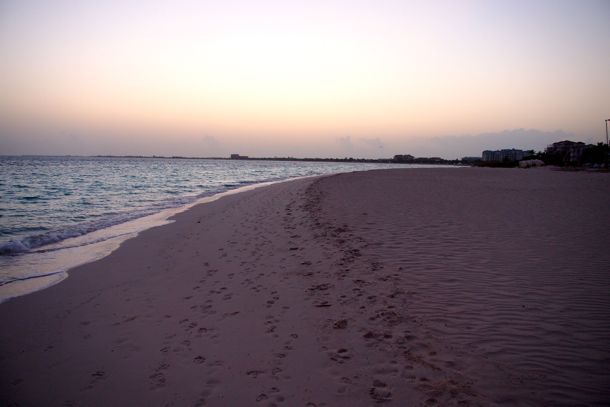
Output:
[
  {"xmin": 200, "ymin": 135, "xmax": 222, "ymax": 154},
  {"xmin": 334, "ymin": 136, "xmax": 387, "ymax": 157},
  {"xmin": 336, "ymin": 136, "xmax": 353, "ymax": 151},
  {"xmin": 359, "ymin": 137, "xmax": 384, "ymax": 150}
]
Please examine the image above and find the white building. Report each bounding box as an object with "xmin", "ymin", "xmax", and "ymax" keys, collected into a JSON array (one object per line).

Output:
[{"xmin": 481, "ymin": 149, "xmax": 528, "ymax": 162}]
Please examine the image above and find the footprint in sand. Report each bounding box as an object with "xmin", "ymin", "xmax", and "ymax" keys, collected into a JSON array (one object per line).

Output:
[
  {"xmin": 328, "ymin": 348, "xmax": 351, "ymax": 363},
  {"xmin": 246, "ymin": 370, "xmax": 265, "ymax": 379},
  {"xmin": 369, "ymin": 379, "xmax": 392, "ymax": 402},
  {"xmin": 333, "ymin": 319, "xmax": 348, "ymax": 329},
  {"xmin": 256, "ymin": 393, "xmax": 269, "ymax": 402},
  {"xmin": 149, "ymin": 363, "xmax": 170, "ymax": 389}
]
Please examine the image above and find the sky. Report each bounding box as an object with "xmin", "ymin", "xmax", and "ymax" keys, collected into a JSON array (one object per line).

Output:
[{"xmin": 1, "ymin": 0, "xmax": 609, "ymax": 159}]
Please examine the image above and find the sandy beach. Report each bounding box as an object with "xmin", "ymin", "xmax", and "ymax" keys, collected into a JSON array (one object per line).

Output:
[{"xmin": 1, "ymin": 167, "xmax": 609, "ymax": 406}]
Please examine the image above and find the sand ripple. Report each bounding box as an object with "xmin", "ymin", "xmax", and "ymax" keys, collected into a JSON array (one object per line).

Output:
[{"xmin": 308, "ymin": 168, "xmax": 610, "ymax": 405}]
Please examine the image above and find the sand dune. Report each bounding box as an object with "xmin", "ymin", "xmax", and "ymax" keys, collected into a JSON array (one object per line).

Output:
[{"xmin": 1, "ymin": 168, "xmax": 609, "ymax": 406}]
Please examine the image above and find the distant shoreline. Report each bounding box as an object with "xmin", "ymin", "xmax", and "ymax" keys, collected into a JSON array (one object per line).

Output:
[{"xmin": 2, "ymin": 154, "xmax": 465, "ymax": 165}]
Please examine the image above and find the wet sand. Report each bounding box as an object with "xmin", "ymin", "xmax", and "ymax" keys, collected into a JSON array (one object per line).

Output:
[{"xmin": 1, "ymin": 168, "xmax": 609, "ymax": 406}]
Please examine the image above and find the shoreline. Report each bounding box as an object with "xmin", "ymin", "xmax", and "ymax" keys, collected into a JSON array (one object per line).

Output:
[
  {"xmin": 1, "ymin": 168, "xmax": 608, "ymax": 406},
  {"xmin": 0, "ymin": 175, "xmax": 321, "ymax": 303},
  {"xmin": 1, "ymin": 157, "xmax": 430, "ymax": 257},
  {"xmin": 1, "ymin": 164, "xmax": 459, "ymax": 303}
]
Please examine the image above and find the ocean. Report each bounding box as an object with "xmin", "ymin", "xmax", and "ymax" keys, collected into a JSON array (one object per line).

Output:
[{"xmin": 0, "ymin": 155, "xmax": 434, "ymax": 301}]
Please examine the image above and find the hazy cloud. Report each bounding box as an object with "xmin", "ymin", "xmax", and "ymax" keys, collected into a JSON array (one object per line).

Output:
[
  {"xmin": 336, "ymin": 136, "xmax": 354, "ymax": 151},
  {"xmin": 396, "ymin": 129, "xmax": 574, "ymax": 159},
  {"xmin": 0, "ymin": 125, "xmax": 585, "ymax": 160},
  {"xmin": 200, "ymin": 135, "xmax": 222, "ymax": 155},
  {"xmin": 359, "ymin": 137, "xmax": 384, "ymax": 150},
  {"xmin": 335, "ymin": 136, "xmax": 386, "ymax": 157}
]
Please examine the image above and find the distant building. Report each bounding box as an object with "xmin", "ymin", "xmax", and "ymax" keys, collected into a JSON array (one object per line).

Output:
[
  {"xmin": 230, "ymin": 154, "xmax": 249, "ymax": 160},
  {"xmin": 518, "ymin": 159, "xmax": 544, "ymax": 168},
  {"xmin": 545, "ymin": 140, "xmax": 585, "ymax": 163},
  {"xmin": 481, "ymin": 149, "xmax": 527, "ymax": 162}
]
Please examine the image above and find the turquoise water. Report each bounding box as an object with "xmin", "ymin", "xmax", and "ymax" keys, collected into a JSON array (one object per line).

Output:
[{"xmin": 0, "ymin": 156, "xmax": 431, "ymax": 301}]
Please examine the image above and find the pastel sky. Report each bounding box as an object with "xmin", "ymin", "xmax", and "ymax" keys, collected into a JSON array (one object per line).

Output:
[{"xmin": 1, "ymin": 0, "xmax": 609, "ymax": 158}]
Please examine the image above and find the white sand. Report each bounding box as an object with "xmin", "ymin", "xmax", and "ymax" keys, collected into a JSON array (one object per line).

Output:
[{"xmin": 1, "ymin": 168, "xmax": 609, "ymax": 406}]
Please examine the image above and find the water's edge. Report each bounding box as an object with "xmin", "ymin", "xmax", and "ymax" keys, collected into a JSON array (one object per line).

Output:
[{"xmin": 0, "ymin": 176, "xmax": 307, "ymax": 303}]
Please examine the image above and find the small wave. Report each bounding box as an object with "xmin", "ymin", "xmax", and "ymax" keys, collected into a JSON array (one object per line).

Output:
[
  {"xmin": 0, "ymin": 193, "xmax": 212, "ymax": 256},
  {"xmin": 0, "ymin": 179, "xmax": 270, "ymax": 256},
  {"xmin": 0, "ymin": 219, "xmax": 136, "ymax": 256},
  {"xmin": 0, "ymin": 270, "xmax": 65, "ymax": 287},
  {"xmin": 31, "ymin": 231, "xmax": 134, "ymax": 254},
  {"xmin": 0, "ymin": 240, "xmax": 29, "ymax": 255}
]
